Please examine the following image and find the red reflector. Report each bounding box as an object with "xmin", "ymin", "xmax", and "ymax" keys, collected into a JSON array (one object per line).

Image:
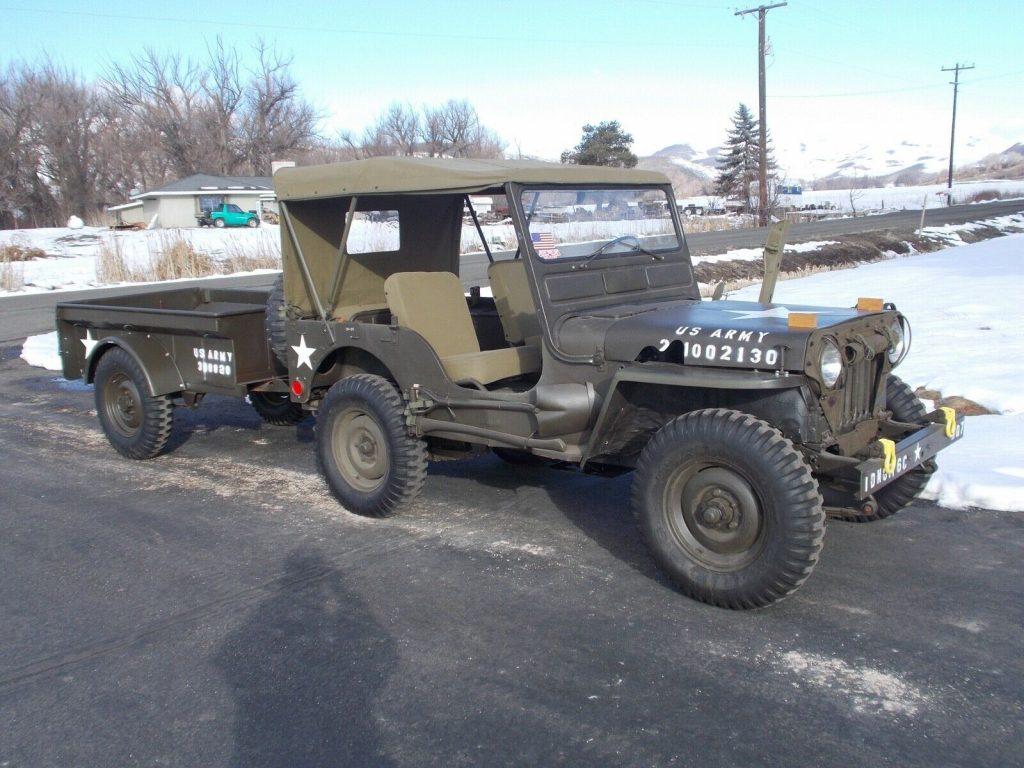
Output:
[{"xmin": 290, "ymin": 380, "xmax": 304, "ymax": 397}]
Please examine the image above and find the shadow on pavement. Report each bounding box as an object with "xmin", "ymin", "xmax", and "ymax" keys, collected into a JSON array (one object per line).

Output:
[
  {"xmin": 430, "ymin": 454, "xmax": 676, "ymax": 591},
  {"xmin": 214, "ymin": 548, "xmax": 397, "ymax": 767}
]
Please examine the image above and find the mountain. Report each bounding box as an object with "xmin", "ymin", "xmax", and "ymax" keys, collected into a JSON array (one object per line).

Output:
[
  {"xmin": 637, "ymin": 144, "xmax": 718, "ymax": 196},
  {"xmin": 639, "ymin": 137, "xmax": 1023, "ymax": 192}
]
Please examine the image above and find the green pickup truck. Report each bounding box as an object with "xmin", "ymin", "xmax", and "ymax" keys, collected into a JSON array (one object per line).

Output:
[{"xmin": 196, "ymin": 203, "xmax": 260, "ymax": 228}]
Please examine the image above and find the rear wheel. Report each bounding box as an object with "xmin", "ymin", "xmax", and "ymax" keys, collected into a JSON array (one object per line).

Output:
[
  {"xmin": 250, "ymin": 391, "xmax": 305, "ymax": 426},
  {"xmin": 633, "ymin": 409, "xmax": 825, "ymax": 609},
  {"xmin": 316, "ymin": 375, "xmax": 428, "ymax": 517},
  {"xmin": 246, "ymin": 217, "xmax": 259, "ymax": 228},
  {"xmin": 94, "ymin": 348, "xmax": 174, "ymax": 459}
]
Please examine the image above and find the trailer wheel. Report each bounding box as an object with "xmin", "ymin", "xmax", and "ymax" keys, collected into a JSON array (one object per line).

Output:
[
  {"xmin": 93, "ymin": 347, "xmax": 174, "ymax": 460},
  {"xmin": 265, "ymin": 274, "xmax": 290, "ymax": 366},
  {"xmin": 316, "ymin": 374, "xmax": 428, "ymax": 517},
  {"xmin": 847, "ymin": 375, "xmax": 935, "ymax": 522},
  {"xmin": 250, "ymin": 391, "xmax": 305, "ymax": 425},
  {"xmin": 632, "ymin": 409, "xmax": 825, "ymax": 609}
]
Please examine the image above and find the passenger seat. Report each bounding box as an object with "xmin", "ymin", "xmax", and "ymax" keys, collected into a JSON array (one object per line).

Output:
[
  {"xmin": 487, "ymin": 259, "xmax": 542, "ymax": 346},
  {"xmin": 384, "ymin": 272, "xmax": 541, "ymax": 386}
]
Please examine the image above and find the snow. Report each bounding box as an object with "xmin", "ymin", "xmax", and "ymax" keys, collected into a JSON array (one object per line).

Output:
[
  {"xmin": 19, "ymin": 331, "xmax": 63, "ymax": 371},
  {"xmin": 693, "ymin": 240, "xmax": 839, "ymax": 266},
  {"xmin": 792, "ymin": 180, "xmax": 1024, "ymax": 214},
  {"xmin": 730, "ymin": 233, "xmax": 1024, "ymax": 511}
]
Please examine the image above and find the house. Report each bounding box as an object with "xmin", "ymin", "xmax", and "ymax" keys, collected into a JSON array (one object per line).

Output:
[{"xmin": 107, "ymin": 173, "xmax": 275, "ymax": 229}]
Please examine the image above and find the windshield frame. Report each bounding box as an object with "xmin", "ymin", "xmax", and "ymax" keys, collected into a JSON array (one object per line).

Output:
[{"xmin": 513, "ymin": 183, "xmax": 685, "ymax": 265}]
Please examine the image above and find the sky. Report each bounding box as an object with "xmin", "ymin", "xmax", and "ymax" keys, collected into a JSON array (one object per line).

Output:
[{"xmin": 1, "ymin": 0, "xmax": 1021, "ymax": 175}]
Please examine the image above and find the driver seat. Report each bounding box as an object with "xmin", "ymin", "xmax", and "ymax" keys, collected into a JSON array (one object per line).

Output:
[{"xmin": 384, "ymin": 271, "xmax": 541, "ymax": 386}]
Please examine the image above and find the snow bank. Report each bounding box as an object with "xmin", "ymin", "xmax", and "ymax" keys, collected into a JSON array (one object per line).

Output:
[{"xmin": 20, "ymin": 331, "xmax": 63, "ymax": 371}]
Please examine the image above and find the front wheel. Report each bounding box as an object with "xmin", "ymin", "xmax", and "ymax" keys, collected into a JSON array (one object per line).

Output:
[
  {"xmin": 632, "ymin": 409, "xmax": 825, "ymax": 609},
  {"xmin": 316, "ymin": 375, "xmax": 428, "ymax": 517}
]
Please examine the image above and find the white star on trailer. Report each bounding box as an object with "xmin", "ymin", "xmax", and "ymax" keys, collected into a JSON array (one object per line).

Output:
[
  {"xmin": 724, "ymin": 306, "xmax": 793, "ymax": 321},
  {"xmin": 913, "ymin": 443, "xmax": 923, "ymax": 463},
  {"xmin": 80, "ymin": 329, "xmax": 98, "ymax": 357},
  {"xmin": 291, "ymin": 335, "xmax": 316, "ymax": 369}
]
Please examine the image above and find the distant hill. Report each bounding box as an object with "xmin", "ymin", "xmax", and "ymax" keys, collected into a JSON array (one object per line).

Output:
[{"xmin": 637, "ymin": 144, "xmax": 718, "ymax": 196}]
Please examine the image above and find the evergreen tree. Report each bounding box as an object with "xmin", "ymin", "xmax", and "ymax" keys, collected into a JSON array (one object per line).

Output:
[
  {"xmin": 561, "ymin": 121, "xmax": 638, "ymax": 168},
  {"xmin": 714, "ymin": 103, "xmax": 775, "ymax": 210}
]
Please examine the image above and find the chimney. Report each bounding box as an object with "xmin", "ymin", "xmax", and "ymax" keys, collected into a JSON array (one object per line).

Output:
[{"xmin": 271, "ymin": 160, "xmax": 296, "ymax": 175}]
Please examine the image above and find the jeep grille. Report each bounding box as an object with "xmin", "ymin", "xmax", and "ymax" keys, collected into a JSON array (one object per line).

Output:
[{"xmin": 838, "ymin": 357, "xmax": 882, "ymax": 431}]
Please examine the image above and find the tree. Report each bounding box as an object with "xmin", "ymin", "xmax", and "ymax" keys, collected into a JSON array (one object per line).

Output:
[
  {"xmin": 714, "ymin": 103, "xmax": 775, "ymax": 212},
  {"xmin": 561, "ymin": 121, "xmax": 637, "ymax": 167}
]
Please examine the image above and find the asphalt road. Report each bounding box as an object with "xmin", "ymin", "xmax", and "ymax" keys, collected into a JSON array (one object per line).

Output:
[
  {"xmin": 1, "ymin": 341, "xmax": 1022, "ymax": 766},
  {"xmin": 5, "ymin": 198, "xmax": 1022, "ymax": 343}
]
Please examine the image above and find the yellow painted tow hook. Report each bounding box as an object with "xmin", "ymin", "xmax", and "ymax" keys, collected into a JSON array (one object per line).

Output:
[
  {"xmin": 939, "ymin": 406, "xmax": 957, "ymax": 438},
  {"xmin": 877, "ymin": 438, "xmax": 897, "ymax": 475}
]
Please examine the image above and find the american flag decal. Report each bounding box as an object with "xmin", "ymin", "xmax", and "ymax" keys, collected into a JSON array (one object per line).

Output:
[{"xmin": 531, "ymin": 232, "xmax": 556, "ymax": 248}]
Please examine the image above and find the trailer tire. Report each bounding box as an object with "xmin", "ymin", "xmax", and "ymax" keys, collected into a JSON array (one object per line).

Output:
[
  {"xmin": 250, "ymin": 391, "xmax": 305, "ymax": 426},
  {"xmin": 632, "ymin": 409, "xmax": 825, "ymax": 609},
  {"xmin": 316, "ymin": 375, "xmax": 428, "ymax": 517},
  {"xmin": 93, "ymin": 347, "xmax": 174, "ymax": 460},
  {"xmin": 847, "ymin": 375, "xmax": 934, "ymax": 522},
  {"xmin": 265, "ymin": 274, "xmax": 290, "ymax": 366}
]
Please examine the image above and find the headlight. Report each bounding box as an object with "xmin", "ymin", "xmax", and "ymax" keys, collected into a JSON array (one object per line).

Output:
[
  {"xmin": 887, "ymin": 317, "xmax": 911, "ymax": 366},
  {"xmin": 820, "ymin": 339, "xmax": 843, "ymax": 388}
]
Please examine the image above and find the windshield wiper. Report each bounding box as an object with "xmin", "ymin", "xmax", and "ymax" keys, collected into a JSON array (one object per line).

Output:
[{"xmin": 579, "ymin": 235, "xmax": 663, "ymax": 267}]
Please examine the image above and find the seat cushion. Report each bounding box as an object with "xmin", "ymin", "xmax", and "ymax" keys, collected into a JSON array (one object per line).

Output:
[
  {"xmin": 488, "ymin": 259, "xmax": 542, "ymax": 345},
  {"xmin": 384, "ymin": 271, "xmax": 480, "ymax": 358},
  {"xmin": 442, "ymin": 344, "xmax": 542, "ymax": 386}
]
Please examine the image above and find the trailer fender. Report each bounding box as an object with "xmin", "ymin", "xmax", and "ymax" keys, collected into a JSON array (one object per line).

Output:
[{"xmin": 86, "ymin": 331, "xmax": 185, "ymax": 397}]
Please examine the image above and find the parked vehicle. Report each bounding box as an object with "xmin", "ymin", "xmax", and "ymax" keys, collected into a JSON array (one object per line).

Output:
[
  {"xmin": 56, "ymin": 157, "xmax": 963, "ymax": 609},
  {"xmin": 196, "ymin": 203, "xmax": 260, "ymax": 228}
]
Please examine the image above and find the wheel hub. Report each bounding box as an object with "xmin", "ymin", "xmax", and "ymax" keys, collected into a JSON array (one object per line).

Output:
[
  {"xmin": 665, "ymin": 465, "xmax": 765, "ymax": 571},
  {"xmin": 332, "ymin": 408, "xmax": 389, "ymax": 493}
]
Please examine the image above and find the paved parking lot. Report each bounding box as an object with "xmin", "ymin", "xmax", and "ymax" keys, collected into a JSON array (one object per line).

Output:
[{"xmin": 1, "ymin": 343, "xmax": 1022, "ymax": 767}]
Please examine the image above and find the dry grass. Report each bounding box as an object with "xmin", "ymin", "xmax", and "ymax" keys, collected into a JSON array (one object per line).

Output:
[
  {"xmin": 1, "ymin": 260, "xmax": 25, "ymax": 292},
  {"xmin": 0, "ymin": 242, "xmax": 47, "ymax": 262},
  {"xmin": 96, "ymin": 232, "xmax": 280, "ymax": 285}
]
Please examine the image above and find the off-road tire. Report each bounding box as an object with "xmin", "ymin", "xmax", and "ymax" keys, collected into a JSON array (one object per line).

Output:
[
  {"xmin": 847, "ymin": 375, "xmax": 934, "ymax": 522},
  {"xmin": 316, "ymin": 375, "xmax": 428, "ymax": 517},
  {"xmin": 250, "ymin": 391, "xmax": 305, "ymax": 426},
  {"xmin": 213, "ymin": 218, "xmax": 225, "ymax": 228},
  {"xmin": 265, "ymin": 274, "xmax": 289, "ymax": 366},
  {"xmin": 632, "ymin": 408, "xmax": 825, "ymax": 609},
  {"xmin": 246, "ymin": 217, "xmax": 259, "ymax": 228},
  {"xmin": 93, "ymin": 347, "xmax": 174, "ymax": 460}
]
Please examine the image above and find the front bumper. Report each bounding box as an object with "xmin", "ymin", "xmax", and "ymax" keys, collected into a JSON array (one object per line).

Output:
[{"xmin": 856, "ymin": 412, "xmax": 965, "ymax": 498}]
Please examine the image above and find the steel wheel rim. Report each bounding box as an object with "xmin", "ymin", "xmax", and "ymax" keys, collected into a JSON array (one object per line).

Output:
[
  {"xmin": 662, "ymin": 463, "xmax": 765, "ymax": 571},
  {"xmin": 103, "ymin": 372, "xmax": 143, "ymax": 437},
  {"xmin": 331, "ymin": 407, "xmax": 389, "ymax": 493}
]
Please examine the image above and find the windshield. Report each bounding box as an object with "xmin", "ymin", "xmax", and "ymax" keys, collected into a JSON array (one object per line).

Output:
[{"xmin": 520, "ymin": 187, "xmax": 680, "ymax": 261}]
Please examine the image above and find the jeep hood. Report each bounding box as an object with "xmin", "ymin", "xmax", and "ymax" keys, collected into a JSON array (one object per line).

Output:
[{"xmin": 580, "ymin": 298, "xmax": 895, "ymax": 371}]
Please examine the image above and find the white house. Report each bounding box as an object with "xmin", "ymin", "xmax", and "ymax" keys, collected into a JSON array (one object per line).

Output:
[{"xmin": 108, "ymin": 173, "xmax": 275, "ymax": 229}]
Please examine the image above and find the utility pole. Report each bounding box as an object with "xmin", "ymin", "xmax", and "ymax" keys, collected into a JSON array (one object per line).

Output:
[
  {"xmin": 736, "ymin": 2, "xmax": 786, "ymax": 227},
  {"xmin": 941, "ymin": 62, "xmax": 974, "ymax": 204}
]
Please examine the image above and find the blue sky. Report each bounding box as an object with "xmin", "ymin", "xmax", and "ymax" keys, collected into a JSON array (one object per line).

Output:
[{"xmin": 1, "ymin": 0, "xmax": 1021, "ymax": 168}]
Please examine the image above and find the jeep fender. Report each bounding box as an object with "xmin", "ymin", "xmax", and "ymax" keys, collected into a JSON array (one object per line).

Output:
[{"xmin": 582, "ymin": 366, "xmax": 810, "ymax": 465}]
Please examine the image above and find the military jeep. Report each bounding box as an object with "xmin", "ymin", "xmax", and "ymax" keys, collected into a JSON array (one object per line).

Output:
[{"xmin": 56, "ymin": 157, "xmax": 964, "ymax": 609}]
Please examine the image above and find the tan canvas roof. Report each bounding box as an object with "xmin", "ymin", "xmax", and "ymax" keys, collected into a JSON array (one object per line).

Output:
[{"xmin": 273, "ymin": 157, "xmax": 668, "ymax": 200}]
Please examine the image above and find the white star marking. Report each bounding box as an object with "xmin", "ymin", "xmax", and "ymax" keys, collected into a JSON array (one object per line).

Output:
[
  {"xmin": 724, "ymin": 306, "xmax": 793, "ymax": 321},
  {"xmin": 81, "ymin": 329, "xmax": 99, "ymax": 357},
  {"xmin": 291, "ymin": 335, "xmax": 316, "ymax": 370},
  {"xmin": 913, "ymin": 443, "xmax": 923, "ymax": 463}
]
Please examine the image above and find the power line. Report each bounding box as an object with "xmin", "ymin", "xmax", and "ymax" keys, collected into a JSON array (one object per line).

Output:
[
  {"xmin": 735, "ymin": 2, "xmax": 786, "ymax": 227},
  {"xmin": 0, "ymin": 5, "xmax": 744, "ymax": 50}
]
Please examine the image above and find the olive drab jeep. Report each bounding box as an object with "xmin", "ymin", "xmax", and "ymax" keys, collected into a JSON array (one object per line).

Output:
[{"xmin": 56, "ymin": 157, "xmax": 965, "ymax": 609}]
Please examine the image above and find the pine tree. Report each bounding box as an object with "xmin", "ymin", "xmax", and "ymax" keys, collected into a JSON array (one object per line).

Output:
[
  {"xmin": 561, "ymin": 121, "xmax": 638, "ymax": 168},
  {"xmin": 714, "ymin": 103, "xmax": 775, "ymax": 211}
]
